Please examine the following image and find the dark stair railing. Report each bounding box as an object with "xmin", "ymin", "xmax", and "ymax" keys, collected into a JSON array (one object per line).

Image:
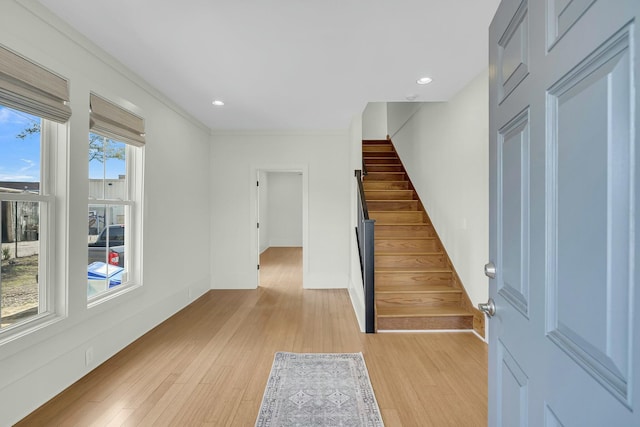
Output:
[{"xmin": 355, "ymin": 168, "xmax": 375, "ymax": 333}]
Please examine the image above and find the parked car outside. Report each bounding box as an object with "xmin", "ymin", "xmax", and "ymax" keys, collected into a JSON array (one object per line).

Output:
[{"xmin": 88, "ymin": 224, "xmax": 125, "ymax": 267}]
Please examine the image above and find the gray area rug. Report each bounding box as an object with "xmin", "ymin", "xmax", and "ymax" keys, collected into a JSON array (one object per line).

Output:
[{"xmin": 255, "ymin": 352, "xmax": 384, "ymax": 426}]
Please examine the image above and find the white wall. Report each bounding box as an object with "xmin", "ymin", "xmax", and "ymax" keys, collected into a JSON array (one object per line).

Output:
[
  {"xmin": 0, "ymin": 2, "xmax": 211, "ymax": 425},
  {"xmin": 259, "ymin": 170, "xmax": 269, "ymax": 253},
  {"xmin": 267, "ymin": 172, "xmax": 302, "ymax": 247},
  {"xmin": 387, "ymin": 102, "xmax": 422, "ymax": 138},
  {"xmin": 390, "ymin": 69, "xmax": 489, "ymax": 307},
  {"xmin": 362, "ymin": 102, "xmax": 387, "ymax": 140},
  {"xmin": 210, "ymin": 131, "xmax": 350, "ymax": 290},
  {"xmin": 348, "ymin": 114, "xmax": 365, "ymax": 331}
]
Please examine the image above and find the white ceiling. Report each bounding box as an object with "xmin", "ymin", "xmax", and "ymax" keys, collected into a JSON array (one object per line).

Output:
[{"xmin": 37, "ymin": 0, "xmax": 500, "ymax": 130}]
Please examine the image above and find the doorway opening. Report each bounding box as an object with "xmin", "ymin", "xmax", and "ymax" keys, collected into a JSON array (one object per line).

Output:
[{"xmin": 256, "ymin": 170, "xmax": 304, "ymax": 288}]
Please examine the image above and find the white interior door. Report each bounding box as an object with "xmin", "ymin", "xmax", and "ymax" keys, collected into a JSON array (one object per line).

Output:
[{"xmin": 487, "ymin": 0, "xmax": 640, "ymax": 425}]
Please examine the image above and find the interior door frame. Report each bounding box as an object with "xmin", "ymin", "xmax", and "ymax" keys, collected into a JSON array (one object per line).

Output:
[{"xmin": 250, "ymin": 164, "xmax": 309, "ymax": 288}]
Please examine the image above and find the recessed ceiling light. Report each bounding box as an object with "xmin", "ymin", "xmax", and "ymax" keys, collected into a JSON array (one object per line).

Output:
[
  {"xmin": 212, "ymin": 100, "xmax": 225, "ymax": 106},
  {"xmin": 416, "ymin": 77, "xmax": 433, "ymax": 85},
  {"xmin": 405, "ymin": 94, "xmax": 418, "ymax": 101}
]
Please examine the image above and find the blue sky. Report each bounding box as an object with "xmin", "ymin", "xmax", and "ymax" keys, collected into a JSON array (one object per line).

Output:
[
  {"xmin": 0, "ymin": 106, "xmax": 126, "ymax": 182},
  {"xmin": 0, "ymin": 106, "xmax": 41, "ymax": 182}
]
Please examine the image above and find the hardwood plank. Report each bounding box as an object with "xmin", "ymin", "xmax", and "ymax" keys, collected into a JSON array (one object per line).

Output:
[
  {"xmin": 362, "ymin": 151, "xmax": 399, "ymax": 157},
  {"xmin": 376, "ymin": 283, "xmax": 459, "ymax": 293},
  {"xmin": 362, "ymin": 139, "xmax": 390, "ymax": 145},
  {"xmin": 376, "ymin": 290, "xmax": 462, "ymax": 308},
  {"xmin": 377, "ymin": 306, "xmax": 474, "ymax": 318},
  {"xmin": 363, "ymin": 157, "xmax": 401, "ymax": 164},
  {"xmin": 376, "ymin": 253, "xmax": 448, "ymax": 269},
  {"xmin": 375, "ymin": 237, "xmax": 441, "ymax": 253},
  {"xmin": 375, "ymin": 270, "xmax": 454, "ymax": 286},
  {"xmin": 367, "ymin": 200, "xmax": 419, "ymax": 211},
  {"xmin": 16, "ymin": 248, "xmax": 487, "ymax": 427},
  {"xmin": 377, "ymin": 315, "xmax": 474, "ymax": 331},
  {"xmin": 365, "ymin": 165, "xmax": 404, "ymax": 172},
  {"xmin": 363, "ymin": 181, "xmax": 409, "ymax": 190},
  {"xmin": 375, "ymin": 224, "xmax": 436, "ymax": 237},
  {"xmin": 363, "ymin": 171, "xmax": 406, "ymax": 181},
  {"xmin": 365, "ymin": 190, "xmax": 415, "ymax": 200},
  {"xmin": 369, "ymin": 211, "xmax": 426, "ymax": 224},
  {"xmin": 377, "ymin": 307, "xmax": 475, "ymax": 330},
  {"xmin": 363, "ymin": 145, "xmax": 394, "ymax": 152}
]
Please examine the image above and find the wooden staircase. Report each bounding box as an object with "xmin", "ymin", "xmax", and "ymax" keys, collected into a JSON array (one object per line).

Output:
[{"xmin": 362, "ymin": 139, "xmax": 480, "ymax": 332}]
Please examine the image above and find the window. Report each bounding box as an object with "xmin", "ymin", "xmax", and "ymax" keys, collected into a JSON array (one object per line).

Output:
[
  {"xmin": 0, "ymin": 44, "xmax": 70, "ymax": 337},
  {"xmin": 87, "ymin": 94, "xmax": 144, "ymax": 302},
  {"xmin": 0, "ymin": 107, "xmax": 47, "ymax": 329}
]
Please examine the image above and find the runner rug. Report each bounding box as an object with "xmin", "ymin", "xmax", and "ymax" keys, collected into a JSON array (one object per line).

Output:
[{"xmin": 255, "ymin": 352, "xmax": 384, "ymax": 426}]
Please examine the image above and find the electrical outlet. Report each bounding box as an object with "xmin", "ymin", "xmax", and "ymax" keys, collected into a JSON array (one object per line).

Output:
[{"xmin": 85, "ymin": 347, "xmax": 94, "ymax": 366}]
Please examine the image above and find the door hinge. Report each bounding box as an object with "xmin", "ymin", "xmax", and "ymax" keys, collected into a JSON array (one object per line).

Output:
[
  {"xmin": 257, "ymin": 264, "xmax": 260, "ymax": 270},
  {"xmin": 257, "ymin": 222, "xmax": 260, "ymax": 229},
  {"xmin": 257, "ymin": 180, "xmax": 259, "ymax": 186}
]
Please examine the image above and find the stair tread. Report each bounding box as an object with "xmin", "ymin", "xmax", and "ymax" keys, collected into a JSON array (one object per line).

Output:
[
  {"xmin": 376, "ymin": 252, "xmax": 443, "ymax": 256},
  {"xmin": 365, "ymin": 199, "xmax": 417, "ymax": 202},
  {"xmin": 374, "ymin": 222, "xmax": 431, "ymax": 226},
  {"xmin": 365, "ymin": 182, "xmax": 409, "ymax": 185},
  {"xmin": 374, "ymin": 236, "xmax": 437, "ymax": 240},
  {"xmin": 376, "ymin": 284, "xmax": 460, "ymax": 293},
  {"xmin": 375, "ymin": 266, "xmax": 452, "ymax": 273},
  {"xmin": 377, "ymin": 306, "xmax": 474, "ymax": 317},
  {"xmin": 375, "ymin": 223, "xmax": 432, "ymax": 226},
  {"xmin": 369, "ymin": 210, "xmax": 422, "ymax": 214}
]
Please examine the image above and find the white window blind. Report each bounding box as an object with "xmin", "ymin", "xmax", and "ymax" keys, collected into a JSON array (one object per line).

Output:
[
  {"xmin": 90, "ymin": 93, "xmax": 145, "ymax": 147},
  {"xmin": 0, "ymin": 44, "xmax": 72, "ymax": 123}
]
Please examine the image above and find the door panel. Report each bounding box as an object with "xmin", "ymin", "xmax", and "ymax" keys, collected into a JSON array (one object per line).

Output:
[
  {"xmin": 546, "ymin": 25, "xmax": 634, "ymax": 405},
  {"xmin": 498, "ymin": 109, "xmax": 530, "ymax": 317},
  {"xmin": 497, "ymin": 0, "xmax": 529, "ymax": 103},
  {"xmin": 498, "ymin": 341, "xmax": 529, "ymax": 427},
  {"xmin": 489, "ymin": 0, "xmax": 639, "ymax": 425},
  {"xmin": 547, "ymin": 0, "xmax": 597, "ymax": 49}
]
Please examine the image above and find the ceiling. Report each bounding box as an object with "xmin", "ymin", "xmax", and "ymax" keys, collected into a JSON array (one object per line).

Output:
[{"xmin": 37, "ymin": 0, "xmax": 500, "ymax": 130}]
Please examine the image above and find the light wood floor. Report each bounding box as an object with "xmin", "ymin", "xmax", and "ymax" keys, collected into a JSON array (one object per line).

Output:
[{"xmin": 18, "ymin": 247, "xmax": 487, "ymax": 426}]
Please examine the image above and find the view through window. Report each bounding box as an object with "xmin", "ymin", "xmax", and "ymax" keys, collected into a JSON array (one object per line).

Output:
[
  {"xmin": 0, "ymin": 106, "xmax": 46, "ymax": 329},
  {"xmin": 88, "ymin": 134, "xmax": 130, "ymax": 299}
]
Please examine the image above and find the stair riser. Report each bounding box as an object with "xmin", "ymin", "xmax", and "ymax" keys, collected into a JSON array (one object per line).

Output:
[
  {"xmin": 376, "ymin": 292, "xmax": 462, "ymax": 308},
  {"xmin": 363, "ymin": 172, "xmax": 406, "ymax": 181},
  {"xmin": 374, "ymin": 225, "xmax": 435, "ymax": 237},
  {"xmin": 363, "ymin": 145, "xmax": 394, "ymax": 152},
  {"xmin": 369, "ymin": 211, "xmax": 426, "ymax": 224},
  {"xmin": 375, "ymin": 271, "xmax": 453, "ymax": 286},
  {"xmin": 365, "ymin": 165, "xmax": 404, "ymax": 172},
  {"xmin": 375, "ymin": 239, "xmax": 441, "ymax": 253},
  {"xmin": 376, "ymin": 254, "xmax": 448, "ymax": 269},
  {"xmin": 365, "ymin": 190, "xmax": 414, "ymax": 200},
  {"xmin": 364, "ymin": 182, "xmax": 409, "ymax": 190},
  {"xmin": 363, "ymin": 157, "xmax": 401, "ymax": 164},
  {"xmin": 363, "ymin": 151, "xmax": 400, "ymax": 157},
  {"xmin": 377, "ymin": 315, "xmax": 473, "ymax": 331},
  {"xmin": 367, "ymin": 201, "xmax": 419, "ymax": 211}
]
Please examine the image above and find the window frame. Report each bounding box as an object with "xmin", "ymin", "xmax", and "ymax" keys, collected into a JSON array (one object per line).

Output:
[
  {"xmin": 87, "ymin": 133, "xmax": 143, "ymax": 306},
  {"xmin": 0, "ymin": 117, "xmax": 66, "ymax": 342}
]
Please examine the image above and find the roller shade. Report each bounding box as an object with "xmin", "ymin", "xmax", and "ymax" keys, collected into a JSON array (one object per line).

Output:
[
  {"xmin": 90, "ymin": 93, "xmax": 145, "ymax": 147},
  {"xmin": 0, "ymin": 44, "xmax": 72, "ymax": 123}
]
